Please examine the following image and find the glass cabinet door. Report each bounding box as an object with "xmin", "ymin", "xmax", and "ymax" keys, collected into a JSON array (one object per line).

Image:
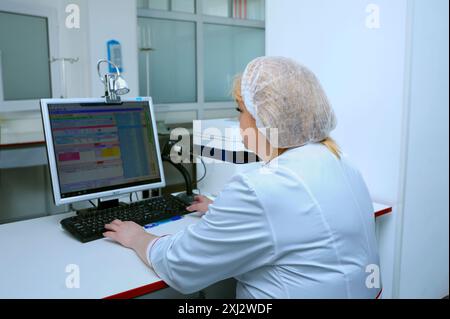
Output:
[{"xmin": 0, "ymin": 11, "xmax": 52, "ymax": 101}]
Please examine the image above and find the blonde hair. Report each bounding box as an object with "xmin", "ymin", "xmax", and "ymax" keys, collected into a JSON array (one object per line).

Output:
[
  {"xmin": 232, "ymin": 74, "xmax": 243, "ymax": 103},
  {"xmin": 321, "ymin": 137, "xmax": 341, "ymax": 159},
  {"xmin": 232, "ymin": 75, "xmax": 341, "ymax": 160}
]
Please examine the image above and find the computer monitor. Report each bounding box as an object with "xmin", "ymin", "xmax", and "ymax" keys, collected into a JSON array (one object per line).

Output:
[{"xmin": 40, "ymin": 97, "xmax": 166, "ymax": 206}]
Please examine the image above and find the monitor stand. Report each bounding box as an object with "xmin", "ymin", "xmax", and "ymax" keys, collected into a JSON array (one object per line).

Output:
[
  {"xmin": 97, "ymin": 198, "xmax": 120, "ymax": 210},
  {"xmin": 75, "ymin": 198, "xmax": 127, "ymax": 217}
]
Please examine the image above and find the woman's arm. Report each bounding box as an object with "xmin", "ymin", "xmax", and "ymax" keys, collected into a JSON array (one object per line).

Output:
[
  {"xmin": 103, "ymin": 174, "xmax": 274, "ymax": 294},
  {"xmin": 148, "ymin": 174, "xmax": 275, "ymax": 294},
  {"xmin": 103, "ymin": 195, "xmax": 214, "ymax": 266},
  {"xmin": 103, "ymin": 220, "xmax": 159, "ymax": 267}
]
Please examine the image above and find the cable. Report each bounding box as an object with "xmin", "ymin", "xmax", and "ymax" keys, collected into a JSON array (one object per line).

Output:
[
  {"xmin": 89, "ymin": 200, "xmax": 97, "ymax": 208},
  {"xmin": 162, "ymin": 139, "xmax": 208, "ymax": 192},
  {"xmin": 196, "ymin": 155, "xmax": 207, "ymax": 183}
]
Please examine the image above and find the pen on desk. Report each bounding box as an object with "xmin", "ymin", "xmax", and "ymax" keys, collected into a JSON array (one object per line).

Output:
[{"xmin": 144, "ymin": 216, "xmax": 184, "ymax": 229}]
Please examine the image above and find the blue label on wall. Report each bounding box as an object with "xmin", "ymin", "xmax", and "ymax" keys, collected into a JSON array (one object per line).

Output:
[{"xmin": 107, "ymin": 39, "xmax": 123, "ymax": 73}]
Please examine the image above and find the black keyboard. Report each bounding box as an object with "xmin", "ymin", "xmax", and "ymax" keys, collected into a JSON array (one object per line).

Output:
[{"xmin": 60, "ymin": 195, "xmax": 191, "ymax": 243}]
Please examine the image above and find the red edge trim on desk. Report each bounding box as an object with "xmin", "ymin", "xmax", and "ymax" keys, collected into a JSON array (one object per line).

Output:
[
  {"xmin": 104, "ymin": 280, "xmax": 168, "ymax": 299},
  {"xmin": 375, "ymin": 207, "xmax": 393, "ymax": 218},
  {"xmin": 104, "ymin": 281, "xmax": 384, "ymax": 300}
]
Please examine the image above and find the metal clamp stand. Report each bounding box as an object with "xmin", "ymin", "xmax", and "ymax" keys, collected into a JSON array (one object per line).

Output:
[
  {"xmin": 97, "ymin": 59, "xmax": 129, "ymax": 104},
  {"xmin": 162, "ymin": 139, "xmax": 195, "ymax": 205}
]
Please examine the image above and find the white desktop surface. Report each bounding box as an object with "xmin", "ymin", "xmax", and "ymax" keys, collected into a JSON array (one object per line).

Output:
[
  {"xmin": 0, "ymin": 212, "xmax": 201, "ymax": 299},
  {"xmin": 0, "ymin": 203, "xmax": 391, "ymax": 299}
]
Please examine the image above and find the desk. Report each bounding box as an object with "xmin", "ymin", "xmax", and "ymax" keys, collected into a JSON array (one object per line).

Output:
[
  {"xmin": 0, "ymin": 212, "xmax": 200, "ymax": 299},
  {"xmin": 0, "ymin": 204, "xmax": 392, "ymax": 299}
]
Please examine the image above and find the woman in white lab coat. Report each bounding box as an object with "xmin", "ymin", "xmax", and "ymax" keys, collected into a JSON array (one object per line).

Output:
[{"xmin": 104, "ymin": 57, "xmax": 381, "ymax": 299}]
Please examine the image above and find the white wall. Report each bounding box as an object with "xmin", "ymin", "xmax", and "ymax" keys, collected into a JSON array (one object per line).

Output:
[
  {"xmin": 86, "ymin": 0, "xmax": 139, "ymax": 98},
  {"xmin": 267, "ymin": 0, "xmax": 408, "ymax": 204},
  {"xmin": 266, "ymin": 0, "xmax": 449, "ymax": 298},
  {"xmin": 397, "ymin": 0, "xmax": 449, "ymax": 299}
]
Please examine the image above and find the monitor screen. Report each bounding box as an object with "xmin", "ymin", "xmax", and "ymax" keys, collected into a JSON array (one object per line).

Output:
[{"xmin": 42, "ymin": 99, "xmax": 164, "ymax": 203}]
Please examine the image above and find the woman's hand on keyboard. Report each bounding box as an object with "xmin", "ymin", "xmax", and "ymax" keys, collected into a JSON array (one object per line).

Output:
[
  {"xmin": 186, "ymin": 195, "xmax": 213, "ymax": 215},
  {"xmin": 103, "ymin": 220, "xmax": 158, "ymax": 266}
]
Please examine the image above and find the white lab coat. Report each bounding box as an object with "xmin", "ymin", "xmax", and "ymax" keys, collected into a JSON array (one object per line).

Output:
[{"xmin": 149, "ymin": 144, "xmax": 381, "ymax": 298}]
